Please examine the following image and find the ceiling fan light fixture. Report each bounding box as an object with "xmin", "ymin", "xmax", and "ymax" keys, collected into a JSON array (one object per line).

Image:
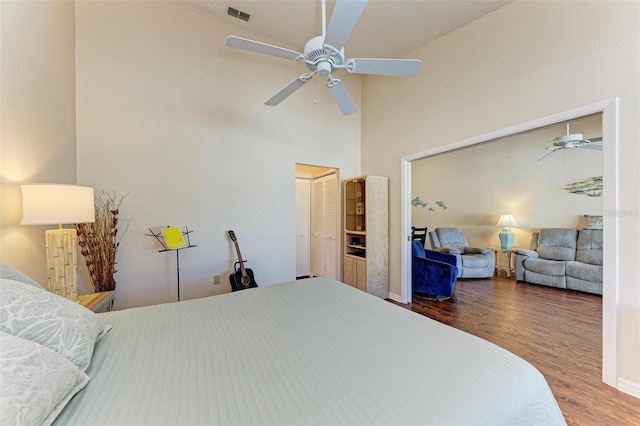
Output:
[
  {"xmin": 553, "ymin": 133, "xmax": 585, "ymax": 144},
  {"xmin": 317, "ymin": 61, "xmax": 332, "ymax": 76}
]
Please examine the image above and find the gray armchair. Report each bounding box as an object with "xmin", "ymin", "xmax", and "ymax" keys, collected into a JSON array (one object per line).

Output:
[{"xmin": 428, "ymin": 227, "xmax": 495, "ymax": 278}]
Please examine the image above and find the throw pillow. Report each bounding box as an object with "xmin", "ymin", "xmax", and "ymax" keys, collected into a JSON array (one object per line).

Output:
[
  {"xmin": 0, "ymin": 331, "xmax": 89, "ymax": 426},
  {"xmin": 583, "ymin": 214, "xmax": 603, "ymax": 230},
  {"xmin": 0, "ymin": 262, "xmax": 43, "ymax": 288},
  {"xmin": 0, "ymin": 278, "xmax": 110, "ymax": 371}
]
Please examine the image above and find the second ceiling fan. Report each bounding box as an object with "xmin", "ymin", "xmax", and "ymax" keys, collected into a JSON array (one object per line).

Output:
[
  {"xmin": 538, "ymin": 123, "xmax": 603, "ymax": 161},
  {"xmin": 225, "ymin": 0, "xmax": 421, "ymax": 115}
]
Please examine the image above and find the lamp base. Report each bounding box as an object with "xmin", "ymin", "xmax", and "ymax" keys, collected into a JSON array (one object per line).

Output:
[
  {"xmin": 499, "ymin": 229, "xmax": 515, "ymax": 250},
  {"xmin": 45, "ymin": 228, "xmax": 78, "ymax": 300}
]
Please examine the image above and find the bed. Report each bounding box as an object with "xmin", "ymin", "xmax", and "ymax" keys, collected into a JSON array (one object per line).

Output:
[{"xmin": 0, "ymin": 270, "xmax": 565, "ymax": 425}]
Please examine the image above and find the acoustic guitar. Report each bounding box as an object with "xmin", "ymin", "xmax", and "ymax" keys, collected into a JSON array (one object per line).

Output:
[{"xmin": 228, "ymin": 230, "xmax": 258, "ymax": 291}]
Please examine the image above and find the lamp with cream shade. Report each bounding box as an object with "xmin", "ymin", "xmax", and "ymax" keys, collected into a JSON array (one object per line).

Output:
[
  {"xmin": 20, "ymin": 184, "xmax": 95, "ymax": 300},
  {"xmin": 496, "ymin": 214, "xmax": 519, "ymax": 250}
]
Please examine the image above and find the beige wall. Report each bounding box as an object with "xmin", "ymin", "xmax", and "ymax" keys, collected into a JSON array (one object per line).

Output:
[
  {"xmin": 412, "ymin": 114, "xmax": 603, "ymax": 249},
  {"xmin": 362, "ymin": 0, "xmax": 639, "ymax": 392},
  {"xmin": 74, "ymin": 1, "xmax": 361, "ymax": 308},
  {"xmin": 0, "ymin": 1, "xmax": 77, "ymax": 285}
]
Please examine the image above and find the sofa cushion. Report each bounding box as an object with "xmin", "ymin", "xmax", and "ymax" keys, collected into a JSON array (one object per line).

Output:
[
  {"xmin": 566, "ymin": 261, "xmax": 602, "ymax": 283},
  {"xmin": 461, "ymin": 254, "xmax": 491, "ymax": 269},
  {"xmin": 536, "ymin": 228, "xmax": 578, "ymax": 261},
  {"xmin": 576, "ymin": 229, "xmax": 603, "ymax": 266},
  {"xmin": 566, "ymin": 276, "xmax": 602, "ymax": 295},
  {"xmin": 524, "ymin": 258, "xmax": 566, "ymax": 276},
  {"xmin": 523, "ymin": 270, "xmax": 567, "ymax": 289}
]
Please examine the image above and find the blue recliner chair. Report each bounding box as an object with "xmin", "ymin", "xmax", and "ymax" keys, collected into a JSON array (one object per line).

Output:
[{"xmin": 412, "ymin": 241, "xmax": 459, "ymax": 301}]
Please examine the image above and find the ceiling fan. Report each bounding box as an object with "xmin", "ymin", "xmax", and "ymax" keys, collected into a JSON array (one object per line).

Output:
[
  {"xmin": 225, "ymin": 0, "xmax": 421, "ymax": 115},
  {"xmin": 538, "ymin": 123, "xmax": 603, "ymax": 161}
]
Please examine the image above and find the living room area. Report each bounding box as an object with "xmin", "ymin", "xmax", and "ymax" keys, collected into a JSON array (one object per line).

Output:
[{"xmin": 410, "ymin": 113, "xmax": 603, "ymax": 259}]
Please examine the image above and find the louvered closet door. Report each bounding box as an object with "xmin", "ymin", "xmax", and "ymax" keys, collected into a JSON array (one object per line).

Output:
[
  {"xmin": 323, "ymin": 175, "xmax": 338, "ymax": 279},
  {"xmin": 312, "ymin": 173, "xmax": 338, "ymax": 280},
  {"xmin": 295, "ymin": 178, "xmax": 311, "ymax": 277}
]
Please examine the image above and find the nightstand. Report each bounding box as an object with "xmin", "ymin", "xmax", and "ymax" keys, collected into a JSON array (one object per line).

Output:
[
  {"xmin": 491, "ymin": 248, "xmax": 516, "ymax": 278},
  {"xmin": 77, "ymin": 291, "xmax": 115, "ymax": 313}
]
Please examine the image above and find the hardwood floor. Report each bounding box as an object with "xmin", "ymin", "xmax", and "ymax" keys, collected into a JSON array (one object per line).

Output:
[{"xmin": 389, "ymin": 276, "xmax": 640, "ymax": 426}]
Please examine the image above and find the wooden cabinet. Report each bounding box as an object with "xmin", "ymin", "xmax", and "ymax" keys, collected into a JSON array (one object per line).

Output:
[
  {"xmin": 343, "ymin": 176, "xmax": 388, "ymax": 298},
  {"xmin": 344, "ymin": 255, "xmax": 367, "ymax": 291}
]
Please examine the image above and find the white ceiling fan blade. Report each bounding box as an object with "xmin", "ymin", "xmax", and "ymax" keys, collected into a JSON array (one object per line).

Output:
[
  {"xmin": 580, "ymin": 144, "xmax": 603, "ymax": 151},
  {"xmin": 226, "ymin": 36, "xmax": 301, "ymax": 61},
  {"xmin": 585, "ymin": 137, "xmax": 603, "ymax": 143},
  {"xmin": 327, "ymin": 78, "xmax": 356, "ymax": 116},
  {"xmin": 265, "ymin": 76, "xmax": 310, "ymax": 106},
  {"xmin": 324, "ymin": 0, "xmax": 368, "ymax": 52},
  {"xmin": 346, "ymin": 58, "xmax": 421, "ymax": 77},
  {"xmin": 538, "ymin": 148, "xmax": 560, "ymax": 162}
]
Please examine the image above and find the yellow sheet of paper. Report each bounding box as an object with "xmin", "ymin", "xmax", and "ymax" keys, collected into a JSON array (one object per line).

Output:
[{"xmin": 162, "ymin": 227, "xmax": 187, "ymax": 249}]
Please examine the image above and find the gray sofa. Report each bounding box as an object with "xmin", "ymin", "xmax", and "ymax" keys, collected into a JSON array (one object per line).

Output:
[
  {"xmin": 428, "ymin": 227, "xmax": 495, "ymax": 279},
  {"xmin": 514, "ymin": 228, "xmax": 602, "ymax": 295}
]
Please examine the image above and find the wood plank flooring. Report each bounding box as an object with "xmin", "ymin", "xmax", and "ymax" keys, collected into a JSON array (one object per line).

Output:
[{"xmin": 389, "ymin": 276, "xmax": 640, "ymax": 426}]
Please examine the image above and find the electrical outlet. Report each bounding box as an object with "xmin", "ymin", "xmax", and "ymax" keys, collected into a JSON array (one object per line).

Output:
[{"xmin": 213, "ymin": 275, "xmax": 221, "ymax": 285}]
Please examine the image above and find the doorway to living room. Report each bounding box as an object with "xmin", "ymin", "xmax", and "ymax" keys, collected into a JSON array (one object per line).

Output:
[{"xmin": 400, "ymin": 99, "xmax": 619, "ymax": 388}]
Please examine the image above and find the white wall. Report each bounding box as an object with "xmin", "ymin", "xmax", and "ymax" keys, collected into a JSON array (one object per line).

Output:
[
  {"xmin": 362, "ymin": 0, "xmax": 639, "ymax": 392},
  {"xmin": 412, "ymin": 114, "xmax": 603, "ymax": 249},
  {"xmin": 75, "ymin": 1, "xmax": 361, "ymax": 308},
  {"xmin": 0, "ymin": 1, "xmax": 77, "ymax": 285}
]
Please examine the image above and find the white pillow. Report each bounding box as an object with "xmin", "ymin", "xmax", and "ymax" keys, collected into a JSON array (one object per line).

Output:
[
  {"xmin": 0, "ymin": 278, "xmax": 110, "ymax": 371},
  {"xmin": 0, "ymin": 331, "xmax": 89, "ymax": 426},
  {"xmin": 0, "ymin": 262, "xmax": 43, "ymax": 288}
]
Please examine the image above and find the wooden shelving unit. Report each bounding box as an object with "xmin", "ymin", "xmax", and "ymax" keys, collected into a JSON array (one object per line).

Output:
[{"xmin": 343, "ymin": 175, "xmax": 388, "ymax": 298}]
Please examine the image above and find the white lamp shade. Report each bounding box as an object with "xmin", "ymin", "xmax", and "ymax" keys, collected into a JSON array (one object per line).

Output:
[
  {"xmin": 20, "ymin": 184, "xmax": 96, "ymax": 225},
  {"xmin": 496, "ymin": 214, "xmax": 519, "ymax": 228}
]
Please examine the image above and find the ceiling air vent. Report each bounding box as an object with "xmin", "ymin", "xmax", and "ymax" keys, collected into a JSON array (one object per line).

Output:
[{"xmin": 227, "ymin": 6, "xmax": 251, "ymax": 22}]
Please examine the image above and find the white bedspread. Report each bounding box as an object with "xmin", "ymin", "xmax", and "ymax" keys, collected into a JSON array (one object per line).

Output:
[{"xmin": 55, "ymin": 278, "xmax": 565, "ymax": 425}]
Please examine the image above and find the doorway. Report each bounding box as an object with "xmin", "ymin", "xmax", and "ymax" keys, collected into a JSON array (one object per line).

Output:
[
  {"xmin": 400, "ymin": 99, "xmax": 619, "ymax": 388},
  {"xmin": 295, "ymin": 164, "xmax": 340, "ymax": 280}
]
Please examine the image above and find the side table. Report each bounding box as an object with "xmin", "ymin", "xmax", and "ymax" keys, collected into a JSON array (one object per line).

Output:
[
  {"xmin": 491, "ymin": 248, "xmax": 516, "ymax": 278},
  {"xmin": 77, "ymin": 291, "xmax": 115, "ymax": 313}
]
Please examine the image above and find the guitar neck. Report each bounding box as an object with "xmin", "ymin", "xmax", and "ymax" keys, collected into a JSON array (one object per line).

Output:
[{"xmin": 233, "ymin": 240, "xmax": 248, "ymax": 275}]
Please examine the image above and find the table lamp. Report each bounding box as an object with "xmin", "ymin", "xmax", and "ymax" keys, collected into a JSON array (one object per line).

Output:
[
  {"xmin": 496, "ymin": 214, "xmax": 519, "ymax": 250},
  {"xmin": 20, "ymin": 184, "xmax": 95, "ymax": 300}
]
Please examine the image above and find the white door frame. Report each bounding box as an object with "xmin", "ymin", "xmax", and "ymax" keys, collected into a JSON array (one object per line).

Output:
[{"xmin": 400, "ymin": 98, "xmax": 619, "ymax": 388}]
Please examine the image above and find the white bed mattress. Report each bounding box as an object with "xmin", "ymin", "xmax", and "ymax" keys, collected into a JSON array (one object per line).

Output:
[{"xmin": 55, "ymin": 278, "xmax": 565, "ymax": 425}]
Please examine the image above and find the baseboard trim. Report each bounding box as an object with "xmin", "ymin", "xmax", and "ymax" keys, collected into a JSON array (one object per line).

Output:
[
  {"xmin": 618, "ymin": 378, "xmax": 640, "ymax": 399},
  {"xmin": 388, "ymin": 292, "xmax": 403, "ymax": 303}
]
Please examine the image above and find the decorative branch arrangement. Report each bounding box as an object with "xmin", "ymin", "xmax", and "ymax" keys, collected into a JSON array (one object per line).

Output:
[{"xmin": 77, "ymin": 191, "xmax": 133, "ymax": 293}]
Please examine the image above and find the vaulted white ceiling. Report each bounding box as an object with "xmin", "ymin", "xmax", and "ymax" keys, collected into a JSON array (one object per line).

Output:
[{"xmin": 179, "ymin": 0, "xmax": 511, "ymax": 59}]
